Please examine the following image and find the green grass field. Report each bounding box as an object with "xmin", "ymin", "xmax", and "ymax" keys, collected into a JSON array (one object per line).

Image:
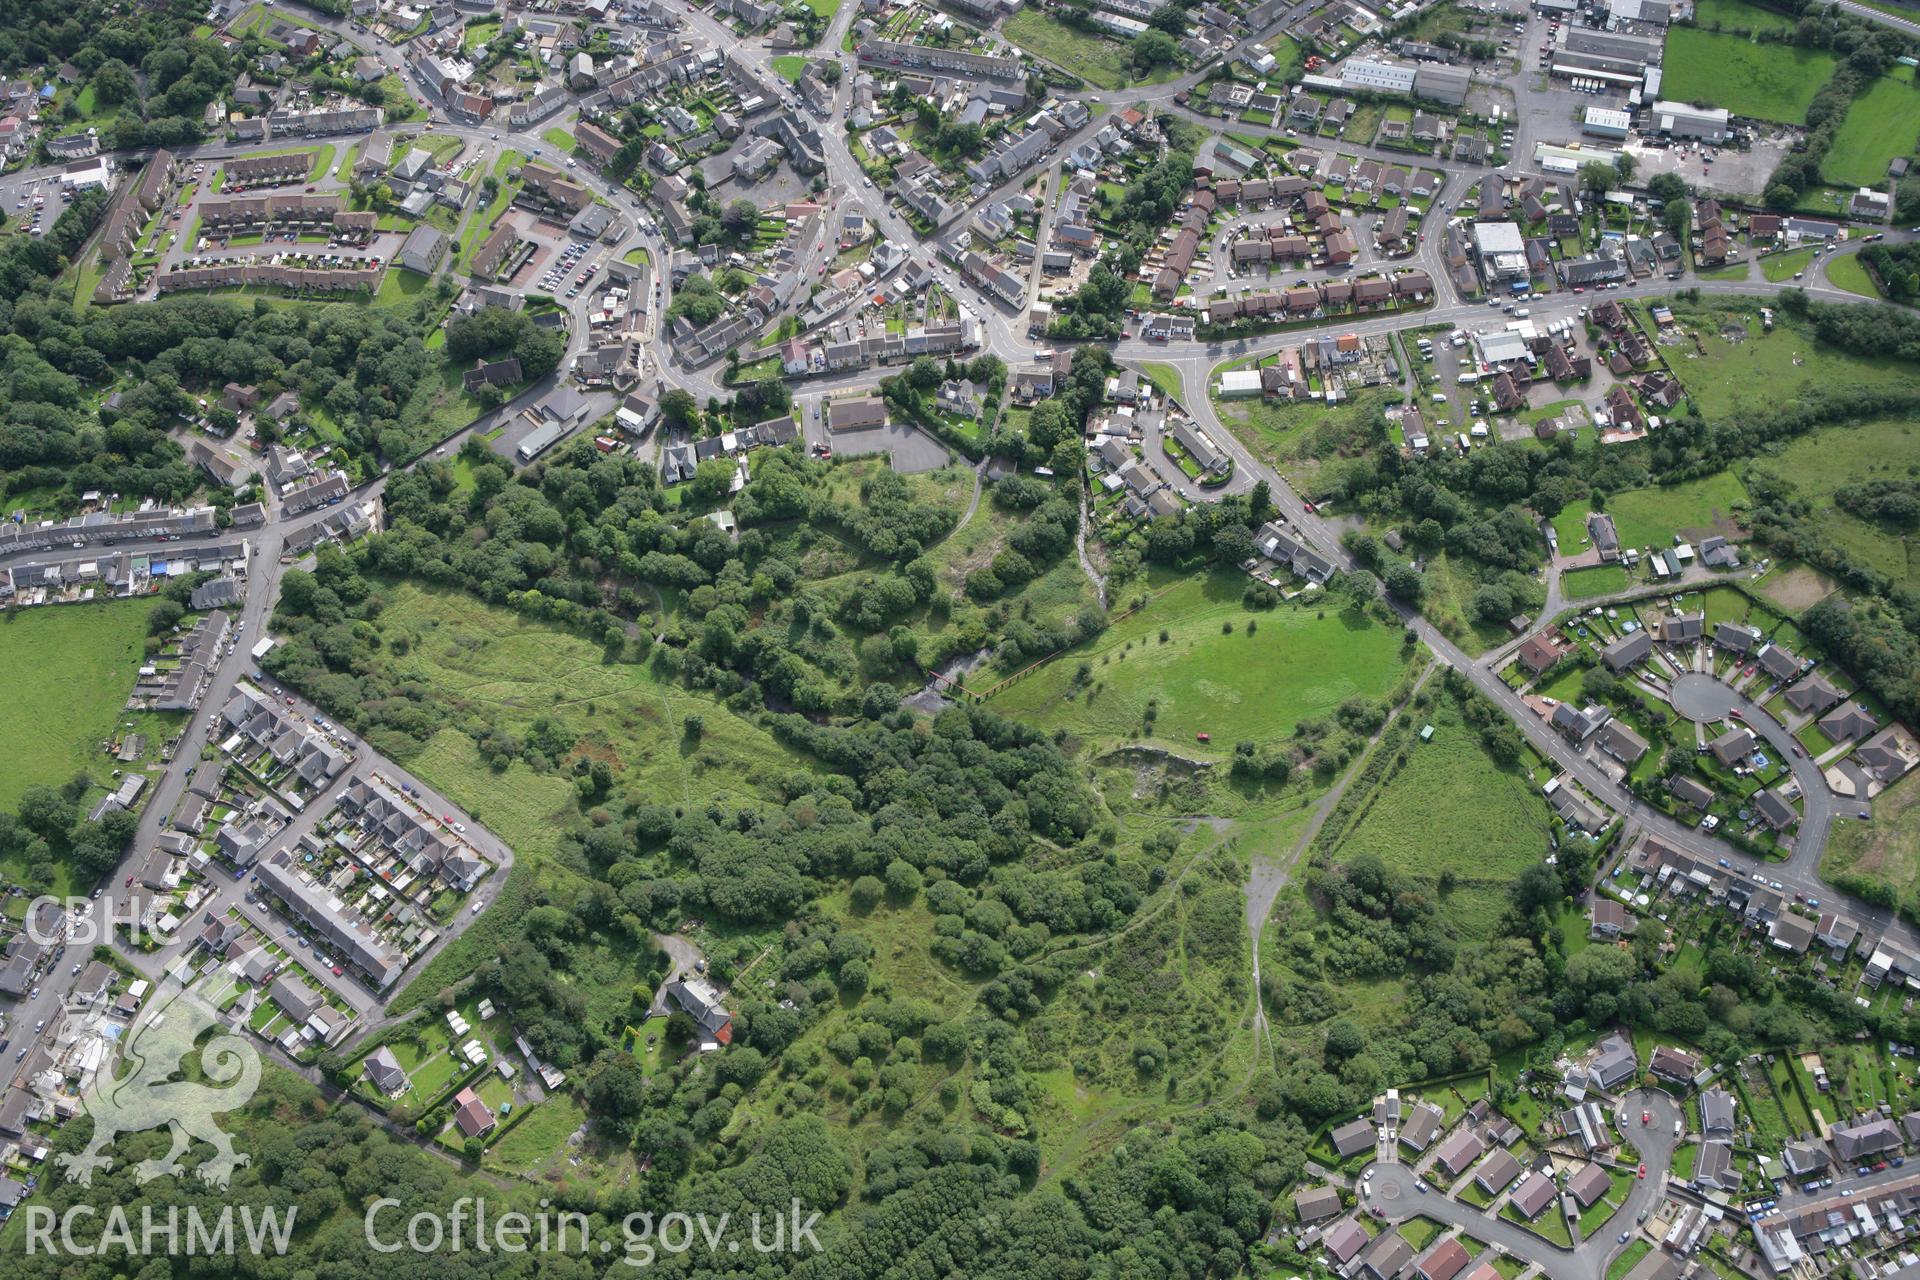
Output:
[
  {"xmin": 362, "ymin": 582, "xmax": 825, "ymax": 1010},
  {"xmin": 771, "ymin": 55, "xmax": 808, "ymax": 82},
  {"xmin": 1822, "ymin": 778, "xmax": 1915, "ymax": 907},
  {"xmin": 1761, "ymin": 247, "xmax": 1815, "ymax": 283},
  {"xmin": 1661, "ymin": 28, "xmax": 1838, "ymax": 125},
  {"xmin": 1696, "ymin": 263, "xmax": 1753, "ymax": 282},
  {"xmin": 1135, "ymin": 362, "xmax": 1183, "ymax": 401},
  {"xmin": 412, "ymin": 133, "xmax": 466, "ymax": 168},
  {"xmin": 1330, "ymin": 692, "xmax": 1551, "ymax": 889},
  {"xmin": 370, "ymin": 582, "xmax": 815, "ymax": 831},
  {"xmin": 484, "ymin": 1095, "xmax": 585, "ymax": 1175},
  {"xmin": 1655, "ymin": 299, "xmax": 1920, "ymax": 421},
  {"xmin": 461, "ymin": 17, "xmax": 500, "ymax": 50},
  {"xmin": 1003, "ymin": 10, "xmax": 1156, "ymax": 90},
  {"xmin": 1826, "ymin": 251, "xmax": 1881, "ymax": 299},
  {"xmin": 1212, "ymin": 380, "xmax": 1396, "ymax": 498},
  {"xmin": 1823, "ymin": 66, "xmax": 1920, "ymax": 188},
  {"xmin": 0, "ymin": 601, "xmax": 154, "ymax": 811},
  {"xmin": 1746, "ymin": 415, "xmax": 1920, "ymax": 598},
  {"xmin": 1606, "ymin": 471, "xmax": 1751, "ymax": 550},
  {"xmin": 1691, "ymin": 0, "xmax": 1797, "ymax": 31},
  {"xmin": 987, "ymin": 572, "xmax": 1409, "ymax": 760},
  {"xmin": 1555, "ymin": 471, "xmax": 1750, "ymax": 556}
]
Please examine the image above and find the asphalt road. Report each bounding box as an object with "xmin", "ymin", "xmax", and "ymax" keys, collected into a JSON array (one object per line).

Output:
[
  {"xmin": 1362, "ymin": 1088, "xmax": 1681, "ymax": 1280},
  {"xmin": 3, "ymin": 0, "xmax": 1914, "ymax": 1130}
]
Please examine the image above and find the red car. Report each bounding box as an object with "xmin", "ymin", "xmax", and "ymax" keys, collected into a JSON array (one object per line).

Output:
[
  {"xmin": 1637, "ymin": 1164, "xmax": 1647, "ymax": 1179},
  {"xmin": 124, "ymin": 875, "xmax": 133, "ymax": 887},
  {"xmin": 1642, "ymin": 1110, "xmax": 1650, "ymax": 1125}
]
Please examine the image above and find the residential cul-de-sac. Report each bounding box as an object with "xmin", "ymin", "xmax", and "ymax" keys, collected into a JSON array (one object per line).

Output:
[{"xmin": 1, "ymin": 0, "xmax": 1919, "ymax": 1273}]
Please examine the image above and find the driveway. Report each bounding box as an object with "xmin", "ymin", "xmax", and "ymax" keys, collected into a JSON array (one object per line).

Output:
[{"xmin": 1358, "ymin": 1088, "xmax": 1681, "ymax": 1280}]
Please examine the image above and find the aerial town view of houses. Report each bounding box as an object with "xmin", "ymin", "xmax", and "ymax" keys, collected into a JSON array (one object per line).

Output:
[{"xmin": 3, "ymin": 0, "xmax": 1920, "ymax": 1273}]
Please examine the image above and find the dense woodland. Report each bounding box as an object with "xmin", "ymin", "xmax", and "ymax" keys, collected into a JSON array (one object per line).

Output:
[
  {"xmin": 4, "ymin": 3, "xmax": 1920, "ymax": 1262},
  {"xmin": 0, "ymin": 0, "xmax": 243, "ymax": 151},
  {"xmin": 222, "ymin": 408, "xmax": 1920, "ymax": 1276},
  {"xmin": 263, "ymin": 358, "xmax": 1125, "ymax": 730},
  {"xmin": 0, "ymin": 239, "xmax": 528, "ymax": 508},
  {"xmin": 18, "ymin": 650, "xmax": 1918, "ymax": 1276}
]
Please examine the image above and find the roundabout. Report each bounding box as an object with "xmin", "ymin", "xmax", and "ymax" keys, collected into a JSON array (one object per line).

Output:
[{"xmin": 1670, "ymin": 672, "xmax": 1742, "ymax": 724}]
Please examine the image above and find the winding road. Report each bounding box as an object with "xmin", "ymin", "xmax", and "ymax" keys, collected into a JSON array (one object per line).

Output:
[{"xmin": 0, "ymin": 0, "xmax": 1914, "ymax": 1171}]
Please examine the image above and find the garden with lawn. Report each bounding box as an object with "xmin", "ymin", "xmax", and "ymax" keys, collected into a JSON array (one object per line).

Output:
[{"xmin": 1562, "ymin": 564, "xmax": 1631, "ymax": 600}]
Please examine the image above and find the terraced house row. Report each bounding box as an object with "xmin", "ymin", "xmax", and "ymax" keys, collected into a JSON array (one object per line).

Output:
[{"xmin": 159, "ymin": 258, "xmax": 385, "ymax": 295}]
